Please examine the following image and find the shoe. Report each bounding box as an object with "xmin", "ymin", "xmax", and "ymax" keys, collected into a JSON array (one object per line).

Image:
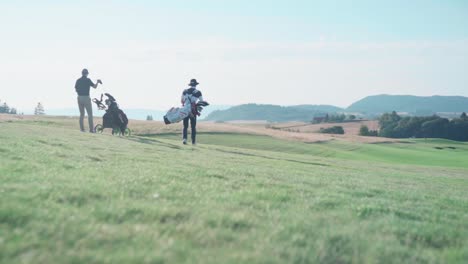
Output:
[{"xmin": 183, "ymin": 139, "xmax": 187, "ymax": 145}]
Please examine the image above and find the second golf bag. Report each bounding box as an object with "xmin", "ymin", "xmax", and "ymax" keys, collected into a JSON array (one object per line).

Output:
[{"xmin": 164, "ymin": 101, "xmax": 209, "ymax": 125}]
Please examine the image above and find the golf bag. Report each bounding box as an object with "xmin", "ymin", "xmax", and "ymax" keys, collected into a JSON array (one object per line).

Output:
[
  {"xmin": 93, "ymin": 93, "xmax": 129, "ymax": 134},
  {"xmin": 164, "ymin": 101, "xmax": 209, "ymax": 125}
]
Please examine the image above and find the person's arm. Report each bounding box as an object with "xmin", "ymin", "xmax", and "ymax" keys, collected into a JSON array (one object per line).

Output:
[
  {"xmin": 92, "ymin": 79, "xmax": 102, "ymax": 89},
  {"xmin": 75, "ymin": 80, "xmax": 79, "ymax": 92},
  {"xmin": 89, "ymin": 78, "xmax": 102, "ymax": 89}
]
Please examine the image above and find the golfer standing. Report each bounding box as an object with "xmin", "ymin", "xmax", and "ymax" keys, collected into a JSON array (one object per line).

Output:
[
  {"xmin": 75, "ymin": 69, "xmax": 101, "ymax": 132},
  {"xmin": 181, "ymin": 79, "xmax": 204, "ymax": 145}
]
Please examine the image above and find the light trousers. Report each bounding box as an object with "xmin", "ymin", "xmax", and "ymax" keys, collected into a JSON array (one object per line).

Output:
[{"xmin": 77, "ymin": 96, "xmax": 94, "ymax": 132}]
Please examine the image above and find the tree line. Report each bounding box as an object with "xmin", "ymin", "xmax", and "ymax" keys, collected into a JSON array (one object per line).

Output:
[
  {"xmin": 0, "ymin": 100, "xmax": 45, "ymax": 115},
  {"xmin": 0, "ymin": 100, "xmax": 18, "ymax": 114},
  {"xmin": 319, "ymin": 126, "xmax": 345, "ymax": 134},
  {"xmin": 312, "ymin": 113, "xmax": 358, "ymax": 124},
  {"xmin": 360, "ymin": 111, "xmax": 468, "ymax": 141}
]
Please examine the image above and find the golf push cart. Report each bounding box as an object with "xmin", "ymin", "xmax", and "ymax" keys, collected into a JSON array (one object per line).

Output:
[{"xmin": 93, "ymin": 93, "xmax": 131, "ymax": 136}]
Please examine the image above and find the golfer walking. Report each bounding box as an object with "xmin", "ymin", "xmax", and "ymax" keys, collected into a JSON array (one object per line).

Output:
[
  {"xmin": 181, "ymin": 79, "xmax": 204, "ymax": 145},
  {"xmin": 75, "ymin": 69, "xmax": 102, "ymax": 132}
]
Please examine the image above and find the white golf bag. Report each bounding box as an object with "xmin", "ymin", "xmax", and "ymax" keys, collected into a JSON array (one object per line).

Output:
[
  {"xmin": 163, "ymin": 100, "xmax": 210, "ymax": 125},
  {"xmin": 163, "ymin": 103, "xmax": 192, "ymax": 125}
]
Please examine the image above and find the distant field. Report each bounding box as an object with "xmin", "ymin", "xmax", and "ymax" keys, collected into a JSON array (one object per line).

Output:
[
  {"xmin": 269, "ymin": 120, "xmax": 380, "ymax": 134},
  {"xmin": 1, "ymin": 117, "xmax": 468, "ymax": 263},
  {"xmin": 0, "ymin": 114, "xmax": 390, "ymax": 143}
]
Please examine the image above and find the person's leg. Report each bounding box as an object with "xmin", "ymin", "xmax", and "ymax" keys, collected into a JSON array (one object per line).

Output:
[
  {"xmin": 77, "ymin": 97, "xmax": 85, "ymax": 132},
  {"xmin": 191, "ymin": 116, "xmax": 197, "ymax": 144},
  {"xmin": 182, "ymin": 117, "xmax": 189, "ymax": 144},
  {"xmin": 83, "ymin": 97, "xmax": 94, "ymax": 132}
]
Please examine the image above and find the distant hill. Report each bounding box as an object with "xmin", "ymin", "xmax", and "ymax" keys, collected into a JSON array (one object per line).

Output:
[
  {"xmin": 204, "ymin": 104, "xmax": 343, "ymax": 122},
  {"xmin": 289, "ymin": 105, "xmax": 344, "ymax": 112},
  {"xmin": 199, "ymin": 105, "xmax": 232, "ymax": 119},
  {"xmin": 347, "ymin": 95, "xmax": 468, "ymax": 114}
]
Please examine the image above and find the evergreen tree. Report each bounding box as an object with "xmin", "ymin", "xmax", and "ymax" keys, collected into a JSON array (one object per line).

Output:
[
  {"xmin": 0, "ymin": 102, "xmax": 9, "ymax": 113},
  {"xmin": 461, "ymin": 112, "xmax": 468, "ymax": 120},
  {"xmin": 34, "ymin": 102, "xmax": 45, "ymax": 115},
  {"xmin": 146, "ymin": 115, "xmax": 153, "ymax": 121}
]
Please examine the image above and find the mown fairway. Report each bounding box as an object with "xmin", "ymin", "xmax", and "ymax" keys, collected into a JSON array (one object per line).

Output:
[{"xmin": 1, "ymin": 120, "xmax": 468, "ymax": 263}]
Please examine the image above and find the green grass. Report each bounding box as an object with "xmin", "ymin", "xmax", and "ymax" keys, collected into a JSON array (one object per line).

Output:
[
  {"xmin": 156, "ymin": 133, "xmax": 468, "ymax": 168},
  {"xmin": 1, "ymin": 123, "xmax": 468, "ymax": 263}
]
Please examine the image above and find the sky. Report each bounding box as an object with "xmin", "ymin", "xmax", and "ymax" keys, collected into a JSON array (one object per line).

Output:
[{"xmin": 0, "ymin": 0, "xmax": 467, "ymax": 113}]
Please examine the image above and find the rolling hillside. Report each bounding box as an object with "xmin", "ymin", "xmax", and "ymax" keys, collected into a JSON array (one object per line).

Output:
[
  {"xmin": 204, "ymin": 95, "xmax": 468, "ymax": 122},
  {"xmin": 347, "ymin": 95, "xmax": 468, "ymax": 114},
  {"xmin": 204, "ymin": 104, "xmax": 343, "ymax": 122},
  {"xmin": 1, "ymin": 117, "xmax": 467, "ymax": 263}
]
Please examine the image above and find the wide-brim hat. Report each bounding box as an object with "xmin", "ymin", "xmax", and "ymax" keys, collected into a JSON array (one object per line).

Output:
[{"xmin": 189, "ymin": 79, "xmax": 199, "ymax": 86}]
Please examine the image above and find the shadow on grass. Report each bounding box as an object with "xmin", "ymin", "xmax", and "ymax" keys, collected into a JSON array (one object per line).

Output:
[
  {"xmin": 133, "ymin": 133, "xmax": 328, "ymax": 166},
  {"xmin": 137, "ymin": 132, "xmax": 251, "ymax": 137},
  {"xmin": 213, "ymin": 148, "xmax": 329, "ymax": 167},
  {"xmin": 129, "ymin": 136, "xmax": 183, "ymax": 150}
]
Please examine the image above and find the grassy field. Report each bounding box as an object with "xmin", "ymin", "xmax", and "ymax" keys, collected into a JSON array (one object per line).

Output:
[
  {"xmin": 156, "ymin": 133, "xmax": 468, "ymax": 169},
  {"xmin": 1, "ymin": 120, "xmax": 468, "ymax": 263}
]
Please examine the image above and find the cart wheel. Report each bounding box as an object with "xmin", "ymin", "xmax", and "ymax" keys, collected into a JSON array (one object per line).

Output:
[
  {"xmin": 124, "ymin": 128, "xmax": 131, "ymax": 137},
  {"xmin": 95, "ymin": 124, "xmax": 104, "ymax": 134},
  {"xmin": 112, "ymin": 128, "xmax": 119, "ymax": 136}
]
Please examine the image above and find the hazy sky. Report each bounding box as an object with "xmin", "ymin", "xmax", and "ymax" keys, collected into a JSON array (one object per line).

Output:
[{"xmin": 1, "ymin": 0, "xmax": 467, "ymax": 112}]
